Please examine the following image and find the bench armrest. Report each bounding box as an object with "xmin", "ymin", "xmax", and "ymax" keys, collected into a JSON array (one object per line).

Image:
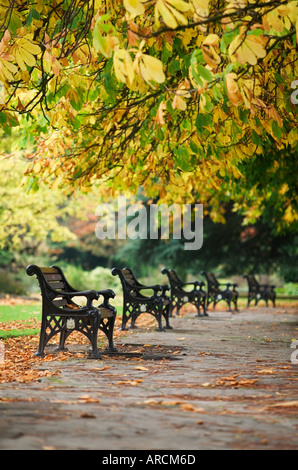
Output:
[
  {"xmin": 62, "ymin": 289, "xmax": 101, "ymax": 308},
  {"xmin": 219, "ymin": 283, "xmax": 238, "ymax": 288},
  {"xmin": 184, "ymin": 281, "xmax": 205, "ymax": 287},
  {"xmin": 135, "ymin": 284, "xmax": 169, "ymax": 293},
  {"xmin": 96, "ymin": 289, "xmax": 116, "ymax": 299}
]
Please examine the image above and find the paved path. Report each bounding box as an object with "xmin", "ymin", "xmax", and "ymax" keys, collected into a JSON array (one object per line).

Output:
[{"xmin": 0, "ymin": 305, "xmax": 297, "ymax": 450}]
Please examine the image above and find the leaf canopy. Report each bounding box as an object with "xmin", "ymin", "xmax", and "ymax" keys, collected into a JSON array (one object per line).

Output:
[{"xmin": 0, "ymin": 0, "xmax": 297, "ymax": 232}]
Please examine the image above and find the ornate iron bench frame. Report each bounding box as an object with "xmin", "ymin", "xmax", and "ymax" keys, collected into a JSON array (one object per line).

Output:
[
  {"xmin": 161, "ymin": 268, "xmax": 207, "ymax": 317},
  {"xmin": 201, "ymin": 271, "xmax": 239, "ymax": 312},
  {"xmin": 243, "ymin": 274, "xmax": 276, "ymax": 307},
  {"xmin": 26, "ymin": 265, "xmax": 117, "ymax": 358},
  {"xmin": 111, "ymin": 267, "xmax": 172, "ymax": 331}
]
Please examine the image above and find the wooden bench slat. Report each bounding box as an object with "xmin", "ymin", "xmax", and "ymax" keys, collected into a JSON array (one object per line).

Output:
[
  {"xmin": 53, "ymin": 298, "xmax": 67, "ymax": 307},
  {"xmin": 48, "ymin": 281, "xmax": 65, "ymax": 289},
  {"xmin": 40, "ymin": 267, "xmax": 59, "ymax": 274},
  {"xmin": 44, "ymin": 273, "xmax": 63, "ymax": 281}
]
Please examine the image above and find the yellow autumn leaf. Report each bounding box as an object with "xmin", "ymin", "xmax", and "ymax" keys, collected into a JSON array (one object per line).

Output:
[
  {"xmin": 155, "ymin": 0, "xmax": 189, "ymax": 29},
  {"xmin": 113, "ymin": 49, "xmax": 134, "ymax": 85},
  {"xmin": 135, "ymin": 53, "xmax": 166, "ymax": 84},
  {"xmin": 191, "ymin": 0, "xmax": 209, "ymax": 10},
  {"xmin": 225, "ymin": 72, "xmax": 243, "ymax": 106},
  {"xmin": 202, "ymin": 34, "xmax": 221, "ymax": 67},
  {"xmin": 263, "ymin": 10, "xmax": 284, "ymax": 33},
  {"xmin": 172, "ymin": 94, "xmax": 187, "ymax": 110},
  {"xmin": 168, "ymin": 0, "xmax": 191, "ymax": 12},
  {"xmin": 191, "ymin": 0, "xmax": 209, "ymax": 29},
  {"xmin": 124, "ymin": 0, "xmax": 146, "ymax": 17},
  {"xmin": 229, "ymin": 33, "xmax": 267, "ymax": 65},
  {"xmin": 172, "ymin": 81, "xmax": 191, "ymax": 109},
  {"xmin": 14, "ymin": 38, "xmax": 41, "ymax": 71},
  {"xmin": 0, "ymin": 57, "xmax": 18, "ymax": 82},
  {"xmin": 155, "ymin": 101, "xmax": 166, "ymax": 125}
]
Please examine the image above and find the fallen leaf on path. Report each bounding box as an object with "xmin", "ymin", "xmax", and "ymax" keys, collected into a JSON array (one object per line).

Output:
[
  {"xmin": 257, "ymin": 368, "xmax": 275, "ymax": 374},
  {"xmin": 265, "ymin": 401, "xmax": 298, "ymax": 408},
  {"xmin": 116, "ymin": 379, "xmax": 144, "ymax": 386},
  {"xmin": 180, "ymin": 403, "xmax": 205, "ymax": 413},
  {"xmin": 80, "ymin": 413, "xmax": 97, "ymax": 418},
  {"xmin": 77, "ymin": 395, "xmax": 100, "ymax": 403}
]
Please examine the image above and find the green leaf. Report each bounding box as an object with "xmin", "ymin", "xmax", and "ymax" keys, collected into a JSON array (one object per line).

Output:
[
  {"xmin": 272, "ymin": 120, "xmax": 282, "ymax": 139},
  {"xmin": 189, "ymin": 138, "xmax": 199, "ymax": 153},
  {"xmin": 26, "ymin": 8, "xmax": 40, "ymax": 26},
  {"xmin": 196, "ymin": 64, "xmax": 213, "ymax": 82},
  {"xmin": 212, "ymin": 84, "xmax": 223, "ymax": 101},
  {"xmin": 195, "ymin": 113, "xmax": 212, "ymax": 131},
  {"xmin": 239, "ymin": 108, "xmax": 249, "ymax": 124},
  {"xmin": 251, "ymin": 129, "xmax": 262, "ymax": 145},
  {"xmin": 168, "ymin": 58, "xmax": 181, "ymax": 75},
  {"xmin": 8, "ymin": 12, "xmax": 22, "ymax": 34},
  {"xmin": 247, "ymin": 28, "xmax": 263, "ymax": 36},
  {"xmin": 0, "ymin": 112, "xmax": 7, "ymax": 124},
  {"xmin": 175, "ymin": 146, "xmax": 191, "ymax": 171}
]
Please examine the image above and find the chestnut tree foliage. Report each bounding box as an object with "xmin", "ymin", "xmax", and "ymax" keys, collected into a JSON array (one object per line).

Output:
[{"xmin": 0, "ymin": 0, "xmax": 297, "ymax": 233}]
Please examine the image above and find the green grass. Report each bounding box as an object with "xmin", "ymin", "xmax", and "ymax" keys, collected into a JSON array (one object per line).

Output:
[
  {"xmin": 0, "ymin": 304, "xmax": 41, "ymax": 322},
  {"xmin": 0, "ymin": 303, "xmax": 41, "ymax": 339},
  {"xmin": 0, "ymin": 302, "xmax": 123, "ymax": 339}
]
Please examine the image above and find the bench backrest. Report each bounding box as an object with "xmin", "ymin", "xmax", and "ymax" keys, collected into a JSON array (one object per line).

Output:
[
  {"xmin": 201, "ymin": 271, "xmax": 219, "ymax": 289},
  {"xmin": 111, "ymin": 267, "xmax": 141, "ymax": 298},
  {"xmin": 26, "ymin": 265, "xmax": 73, "ymax": 308},
  {"xmin": 161, "ymin": 268, "xmax": 183, "ymax": 288},
  {"xmin": 243, "ymin": 274, "xmax": 260, "ymax": 291}
]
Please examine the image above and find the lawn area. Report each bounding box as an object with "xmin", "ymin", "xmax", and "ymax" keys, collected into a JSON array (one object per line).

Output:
[
  {"xmin": 0, "ymin": 302, "xmax": 124, "ymax": 339},
  {"xmin": 1, "ymin": 296, "xmax": 296, "ymax": 341},
  {"xmin": 0, "ymin": 303, "xmax": 41, "ymax": 339}
]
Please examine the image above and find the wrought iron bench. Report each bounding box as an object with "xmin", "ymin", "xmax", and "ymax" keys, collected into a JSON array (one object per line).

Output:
[
  {"xmin": 111, "ymin": 267, "xmax": 172, "ymax": 331},
  {"xmin": 243, "ymin": 274, "xmax": 276, "ymax": 307},
  {"xmin": 200, "ymin": 271, "xmax": 238, "ymax": 312},
  {"xmin": 26, "ymin": 265, "xmax": 117, "ymax": 358},
  {"xmin": 161, "ymin": 268, "xmax": 207, "ymax": 317}
]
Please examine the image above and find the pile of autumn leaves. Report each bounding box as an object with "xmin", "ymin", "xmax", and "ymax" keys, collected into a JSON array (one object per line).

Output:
[{"xmin": 0, "ymin": 309, "xmax": 155, "ymax": 384}]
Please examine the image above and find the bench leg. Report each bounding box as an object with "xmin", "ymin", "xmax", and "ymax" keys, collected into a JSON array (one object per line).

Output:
[
  {"xmin": 195, "ymin": 295, "xmax": 208, "ymax": 317},
  {"xmin": 57, "ymin": 328, "xmax": 68, "ymax": 353},
  {"xmin": 120, "ymin": 307, "xmax": 131, "ymax": 330},
  {"xmin": 100, "ymin": 316, "xmax": 118, "ymax": 353},
  {"xmin": 202, "ymin": 296, "xmax": 208, "ymax": 316},
  {"xmin": 34, "ymin": 324, "xmax": 47, "ymax": 358},
  {"xmin": 156, "ymin": 313, "xmax": 165, "ymax": 331},
  {"xmin": 163, "ymin": 304, "xmax": 173, "ymax": 329},
  {"xmin": 86, "ymin": 312, "xmax": 102, "ymax": 359},
  {"xmin": 34, "ymin": 314, "xmax": 54, "ymax": 357}
]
